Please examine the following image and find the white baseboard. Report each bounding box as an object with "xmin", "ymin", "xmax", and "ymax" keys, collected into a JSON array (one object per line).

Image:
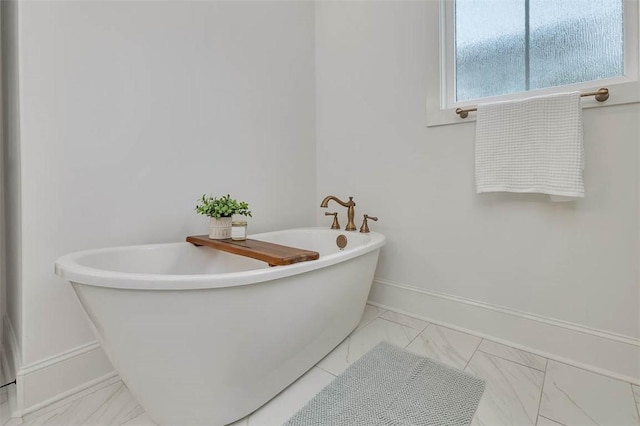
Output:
[
  {"xmin": 1, "ymin": 316, "xmax": 116, "ymax": 417},
  {"xmin": 18, "ymin": 341, "xmax": 115, "ymax": 415},
  {"xmin": 21, "ymin": 370, "xmax": 119, "ymax": 417},
  {"xmin": 369, "ymin": 278, "xmax": 640, "ymax": 384}
]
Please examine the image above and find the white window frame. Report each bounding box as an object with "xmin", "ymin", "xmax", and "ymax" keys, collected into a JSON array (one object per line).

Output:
[{"xmin": 426, "ymin": 0, "xmax": 640, "ymax": 127}]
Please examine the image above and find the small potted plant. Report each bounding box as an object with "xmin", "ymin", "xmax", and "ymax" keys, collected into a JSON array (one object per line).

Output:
[{"xmin": 196, "ymin": 194, "xmax": 252, "ymax": 239}]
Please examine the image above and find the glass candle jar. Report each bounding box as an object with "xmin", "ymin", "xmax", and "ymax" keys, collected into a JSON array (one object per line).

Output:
[{"xmin": 231, "ymin": 221, "xmax": 247, "ymax": 241}]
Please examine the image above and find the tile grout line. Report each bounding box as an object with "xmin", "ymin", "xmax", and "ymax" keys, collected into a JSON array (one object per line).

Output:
[
  {"xmin": 463, "ymin": 337, "xmax": 483, "ymax": 371},
  {"xmin": 535, "ymin": 362, "xmax": 550, "ymax": 426},
  {"xmin": 352, "ymin": 314, "xmax": 381, "ymax": 336},
  {"xmin": 403, "ymin": 323, "xmax": 432, "ymax": 349},
  {"xmin": 379, "ymin": 312, "xmax": 430, "ymax": 333},
  {"xmin": 314, "ymin": 365, "xmax": 337, "ymax": 377},
  {"xmin": 354, "ymin": 305, "xmax": 387, "ymax": 333},
  {"xmin": 374, "ymin": 317, "xmax": 428, "ymax": 345},
  {"xmin": 537, "ymin": 414, "xmax": 568, "ymax": 426},
  {"xmin": 475, "ymin": 349, "xmax": 547, "ymax": 372},
  {"xmin": 631, "ymin": 383, "xmax": 640, "ymax": 422},
  {"xmin": 376, "ymin": 317, "xmax": 421, "ymax": 329},
  {"xmin": 462, "ymin": 339, "xmax": 483, "ymax": 424}
]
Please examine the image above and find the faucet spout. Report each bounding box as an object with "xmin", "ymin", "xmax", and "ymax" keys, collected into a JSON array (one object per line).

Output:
[{"xmin": 320, "ymin": 195, "xmax": 357, "ymax": 231}]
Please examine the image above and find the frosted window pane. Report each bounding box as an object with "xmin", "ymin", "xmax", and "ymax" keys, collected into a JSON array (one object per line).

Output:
[
  {"xmin": 454, "ymin": 0, "xmax": 624, "ymax": 101},
  {"xmin": 529, "ymin": 0, "xmax": 624, "ymax": 90},
  {"xmin": 455, "ymin": 0, "xmax": 525, "ymax": 101}
]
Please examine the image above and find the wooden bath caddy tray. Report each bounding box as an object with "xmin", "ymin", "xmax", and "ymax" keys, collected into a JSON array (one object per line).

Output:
[{"xmin": 186, "ymin": 235, "xmax": 320, "ymax": 266}]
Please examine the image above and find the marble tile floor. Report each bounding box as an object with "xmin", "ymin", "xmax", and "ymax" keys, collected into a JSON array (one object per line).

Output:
[
  {"xmin": 0, "ymin": 361, "xmax": 12, "ymax": 426},
  {"xmin": 6, "ymin": 304, "xmax": 640, "ymax": 426}
]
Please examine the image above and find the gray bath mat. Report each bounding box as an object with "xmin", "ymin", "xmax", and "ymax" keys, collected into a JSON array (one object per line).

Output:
[{"xmin": 283, "ymin": 341, "xmax": 485, "ymax": 426}]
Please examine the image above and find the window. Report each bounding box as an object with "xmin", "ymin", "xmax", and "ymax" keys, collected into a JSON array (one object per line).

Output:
[
  {"xmin": 426, "ymin": 0, "xmax": 639, "ymax": 126},
  {"xmin": 456, "ymin": 0, "xmax": 623, "ymax": 101}
]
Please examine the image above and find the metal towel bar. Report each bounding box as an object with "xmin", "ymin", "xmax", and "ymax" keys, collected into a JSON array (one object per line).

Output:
[{"xmin": 455, "ymin": 87, "xmax": 610, "ymax": 119}]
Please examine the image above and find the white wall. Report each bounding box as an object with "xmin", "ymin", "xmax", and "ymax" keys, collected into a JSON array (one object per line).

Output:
[
  {"xmin": 0, "ymin": 0, "xmax": 6, "ymax": 356},
  {"xmin": 4, "ymin": 0, "xmax": 640, "ymax": 409},
  {"xmin": 2, "ymin": 0, "xmax": 22, "ymax": 368},
  {"xmin": 315, "ymin": 0, "xmax": 639, "ymax": 363},
  {"xmin": 16, "ymin": 0, "xmax": 316, "ymax": 368}
]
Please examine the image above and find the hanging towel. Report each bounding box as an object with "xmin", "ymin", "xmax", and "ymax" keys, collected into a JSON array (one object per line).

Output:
[{"xmin": 475, "ymin": 91, "xmax": 584, "ymax": 200}]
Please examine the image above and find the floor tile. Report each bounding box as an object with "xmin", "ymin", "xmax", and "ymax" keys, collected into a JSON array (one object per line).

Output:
[
  {"xmin": 317, "ymin": 318, "xmax": 421, "ymax": 375},
  {"xmin": 0, "ymin": 363, "xmax": 11, "ymax": 426},
  {"xmin": 354, "ymin": 304, "xmax": 386, "ymax": 332},
  {"xmin": 405, "ymin": 324, "xmax": 481, "ymax": 370},
  {"xmin": 0, "ymin": 389, "xmax": 11, "ymax": 426},
  {"xmin": 22, "ymin": 382, "xmax": 143, "ymax": 426},
  {"xmin": 246, "ymin": 367, "xmax": 334, "ymax": 426},
  {"xmin": 536, "ymin": 415, "xmax": 565, "ymax": 426},
  {"xmin": 379, "ymin": 310, "xmax": 430, "ymax": 331},
  {"xmin": 13, "ymin": 306, "xmax": 640, "ymax": 426},
  {"xmin": 466, "ymin": 351, "xmax": 544, "ymax": 426},
  {"xmin": 478, "ymin": 340, "xmax": 547, "ymax": 371},
  {"xmin": 539, "ymin": 361, "xmax": 640, "ymax": 426}
]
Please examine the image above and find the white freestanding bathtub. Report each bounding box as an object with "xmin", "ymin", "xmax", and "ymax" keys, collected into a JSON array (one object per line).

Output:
[{"xmin": 55, "ymin": 228, "xmax": 385, "ymax": 425}]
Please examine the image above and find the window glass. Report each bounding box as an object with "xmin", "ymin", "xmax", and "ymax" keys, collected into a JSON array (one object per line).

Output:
[
  {"xmin": 529, "ymin": 0, "xmax": 624, "ymax": 90},
  {"xmin": 455, "ymin": 0, "xmax": 624, "ymax": 102},
  {"xmin": 455, "ymin": 0, "xmax": 525, "ymax": 101}
]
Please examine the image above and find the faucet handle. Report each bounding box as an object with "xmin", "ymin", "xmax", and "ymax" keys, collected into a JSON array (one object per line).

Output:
[
  {"xmin": 325, "ymin": 212, "xmax": 341, "ymax": 230},
  {"xmin": 359, "ymin": 214, "xmax": 378, "ymax": 233}
]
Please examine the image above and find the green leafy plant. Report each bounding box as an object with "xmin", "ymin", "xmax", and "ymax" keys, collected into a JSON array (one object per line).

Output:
[{"xmin": 195, "ymin": 194, "xmax": 252, "ymax": 219}]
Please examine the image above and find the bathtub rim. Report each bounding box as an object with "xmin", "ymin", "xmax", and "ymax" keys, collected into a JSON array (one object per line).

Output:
[{"xmin": 55, "ymin": 227, "xmax": 385, "ymax": 290}]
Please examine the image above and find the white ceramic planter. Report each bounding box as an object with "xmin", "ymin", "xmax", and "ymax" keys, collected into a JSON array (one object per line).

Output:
[{"xmin": 209, "ymin": 217, "xmax": 232, "ymax": 239}]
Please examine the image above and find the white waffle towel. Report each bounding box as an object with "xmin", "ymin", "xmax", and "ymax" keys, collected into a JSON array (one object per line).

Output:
[{"xmin": 475, "ymin": 92, "xmax": 584, "ymax": 200}]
